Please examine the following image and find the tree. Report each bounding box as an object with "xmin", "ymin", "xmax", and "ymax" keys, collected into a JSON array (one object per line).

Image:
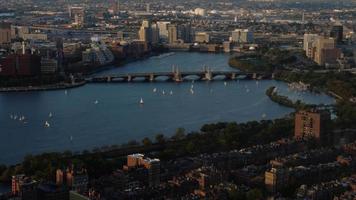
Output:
[
  {"xmin": 155, "ymin": 134, "xmax": 166, "ymax": 144},
  {"xmin": 142, "ymin": 137, "xmax": 152, "ymax": 146},
  {"xmin": 246, "ymin": 189, "xmax": 263, "ymax": 200},
  {"xmin": 172, "ymin": 128, "xmax": 186, "ymax": 141}
]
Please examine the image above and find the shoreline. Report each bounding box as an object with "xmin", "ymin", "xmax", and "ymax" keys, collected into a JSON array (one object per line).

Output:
[{"xmin": 0, "ymin": 81, "xmax": 86, "ymax": 93}]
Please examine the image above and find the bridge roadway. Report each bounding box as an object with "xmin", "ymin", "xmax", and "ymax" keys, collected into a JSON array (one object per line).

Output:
[{"xmin": 86, "ymin": 70, "xmax": 274, "ymax": 83}]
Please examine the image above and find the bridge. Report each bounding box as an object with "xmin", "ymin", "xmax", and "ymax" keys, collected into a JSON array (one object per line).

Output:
[{"xmin": 86, "ymin": 67, "xmax": 275, "ymax": 83}]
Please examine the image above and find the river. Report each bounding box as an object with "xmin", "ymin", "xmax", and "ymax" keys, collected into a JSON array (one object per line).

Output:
[{"xmin": 0, "ymin": 52, "xmax": 334, "ymax": 165}]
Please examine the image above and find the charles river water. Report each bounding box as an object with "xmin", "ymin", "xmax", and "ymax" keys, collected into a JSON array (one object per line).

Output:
[{"xmin": 0, "ymin": 52, "xmax": 334, "ymax": 166}]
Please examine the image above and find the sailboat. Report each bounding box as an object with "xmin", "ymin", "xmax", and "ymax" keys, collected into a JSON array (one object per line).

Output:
[
  {"xmin": 44, "ymin": 121, "xmax": 50, "ymax": 128},
  {"xmin": 190, "ymin": 88, "xmax": 194, "ymax": 94},
  {"xmin": 140, "ymin": 98, "xmax": 144, "ymax": 105}
]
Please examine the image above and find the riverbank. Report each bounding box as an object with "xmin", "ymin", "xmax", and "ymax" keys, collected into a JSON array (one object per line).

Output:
[
  {"xmin": 0, "ymin": 81, "xmax": 86, "ymax": 93},
  {"xmin": 265, "ymin": 86, "xmax": 317, "ymax": 110}
]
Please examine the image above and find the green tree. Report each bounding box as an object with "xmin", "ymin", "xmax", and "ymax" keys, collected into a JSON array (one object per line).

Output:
[
  {"xmin": 172, "ymin": 128, "xmax": 186, "ymax": 141},
  {"xmin": 142, "ymin": 137, "xmax": 152, "ymax": 146},
  {"xmin": 246, "ymin": 189, "xmax": 263, "ymax": 200},
  {"xmin": 155, "ymin": 134, "xmax": 166, "ymax": 144}
]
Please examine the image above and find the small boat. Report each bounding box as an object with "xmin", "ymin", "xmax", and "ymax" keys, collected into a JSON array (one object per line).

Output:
[
  {"xmin": 64, "ymin": 90, "xmax": 68, "ymax": 95},
  {"xmin": 153, "ymin": 88, "xmax": 157, "ymax": 93},
  {"xmin": 224, "ymin": 82, "xmax": 227, "ymax": 86},
  {"xmin": 170, "ymin": 91, "xmax": 173, "ymax": 95},
  {"xmin": 162, "ymin": 90, "xmax": 165, "ymax": 95},
  {"xmin": 70, "ymin": 135, "xmax": 73, "ymax": 141},
  {"xmin": 262, "ymin": 113, "xmax": 267, "ymax": 118},
  {"xmin": 10, "ymin": 114, "xmax": 13, "ymax": 119},
  {"xmin": 190, "ymin": 88, "xmax": 194, "ymax": 94},
  {"xmin": 44, "ymin": 121, "xmax": 50, "ymax": 128},
  {"xmin": 14, "ymin": 115, "xmax": 18, "ymax": 120},
  {"xmin": 94, "ymin": 100, "xmax": 99, "ymax": 104},
  {"xmin": 49, "ymin": 112, "xmax": 53, "ymax": 118},
  {"xmin": 140, "ymin": 98, "xmax": 144, "ymax": 104},
  {"xmin": 191, "ymin": 84, "xmax": 194, "ymax": 89},
  {"xmin": 246, "ymin": 89, "xmax": 250, "ymax": 93}
]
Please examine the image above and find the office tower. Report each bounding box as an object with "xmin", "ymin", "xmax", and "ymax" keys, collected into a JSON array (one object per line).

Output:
[
  {"xmin": 69, "ymin": 7, "xmax": 85, "ymax": 27},
  {"xmin": 0, "ymin": 22, "xmax": 11, "ymax": 45},
  {"xmin": 330, "ymin": 25, "xmax": 343, "ymax": 44},
  {"xmin": 294, "ymin": 110, "xmax": 331, "ymax": 141},
  {"xmin": 231, "ymin": 29, "xmax": 254, "ymax": 43},
  {"xmin": 157, "ymin": 21, "xmax": 170, "ymax": 42},
  {"xmin": 314, "ymin": 36, "xmax": 340, "ymax": 66},
  {"xmin": 178, "ymin": 23, "xmax": 192, "ymax": 43},
  {"xmin": 303, "ymin": 34, "xmax": 318, "ymax": 58},
  {"xmin": 151, "ymin": 23, "xmax": 160, "ymax": 44},
  {"xmin": 138, "ymin": 20, "xmax": 152, "ymax": 43},
  {"xmin": 167, "ymin": 24, "xmax": 178, "ymax": 44}
]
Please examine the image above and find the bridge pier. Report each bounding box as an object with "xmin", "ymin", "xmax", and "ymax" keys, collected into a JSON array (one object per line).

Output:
[
  {"xmin": 203, "ymin": 67, "xmax": 212, "ymax": 81},
  {"xmin": 252, "ymin": 73, "xmax": 257, "ymax": 79},
  {"xmin": 149, "ymin": 74, "xmax": 155, "ymax": 82},
  {"xmin": 127, "ymin": 75, "xmax": 132, "ymax": 82}
]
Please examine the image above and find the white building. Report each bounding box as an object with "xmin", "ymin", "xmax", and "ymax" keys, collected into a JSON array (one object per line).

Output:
[{"xmin": 231, "ymin": 29, "xmax": 254, "ymax": 43}]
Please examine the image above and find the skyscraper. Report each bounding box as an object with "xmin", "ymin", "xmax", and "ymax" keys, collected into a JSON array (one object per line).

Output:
[
  {"xmin": 314, "ymin": 36, "xmax": 340, "ymax": 66},
  {"xmin": 231, "ymin": 29, "xmax": 254, "ymax": 43},
  {"xmin": 167, "ymin": 24, "xmax": 178, "ymax": 44},
  {"xmin": 330, "ymin": 25, "xmax": 343, "ymax": 44}
]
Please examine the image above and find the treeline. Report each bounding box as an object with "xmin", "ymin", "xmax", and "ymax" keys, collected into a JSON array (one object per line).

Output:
[
  {"xmin": 228, "ymin": 48, "xmax": 299, "ymax": 73},
  {"xmin": 0, "ymin": 118, "xmax": 294, "ymax": 184},
  {"xmin": 275, "ymin": 71, "xmax": 356, "ymax": 100}
]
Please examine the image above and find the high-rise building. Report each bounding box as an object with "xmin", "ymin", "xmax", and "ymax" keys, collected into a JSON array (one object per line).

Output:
[
  {"xmin": 138, "ymin": 20, "xmax": 152, "ymax": 43},
  {"xmin": 151, "ymin": 23, "xmax": 160, "ymax": 44},
  {"xmin": 303, "ymin": 34, "xmax": 318, "ymax": 58},
  {"xmin": 69, "ymin": 7, "xmax": 85, "ymax": 27},
  {"xmin": 314, "ymin": 36, "xmax": 340, "ymax": 66},
  {"xmin": 167, "ymin": 24, "xmax": 178, "ymax": 44},
  {"xmin": 294, "ymin": 110, "xmax": 331, "ymax": 141},
  {"xmin": 0, "ymin": 22, "xmax": 11, "ymax": 45},
  {"xmin": 178, "ymin": 23, "xmax": 192, "ymax": 43},
  {"xmin": 157, "ymin": 21, "xmax": 170, "ymax": 42},
  {"xmin": 330, "ymin": 25, "xmax": 343, "ymax": 44},
  {"xmin": 231, "ymin": 29, "xmax": 254, "ymax": 43}
]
